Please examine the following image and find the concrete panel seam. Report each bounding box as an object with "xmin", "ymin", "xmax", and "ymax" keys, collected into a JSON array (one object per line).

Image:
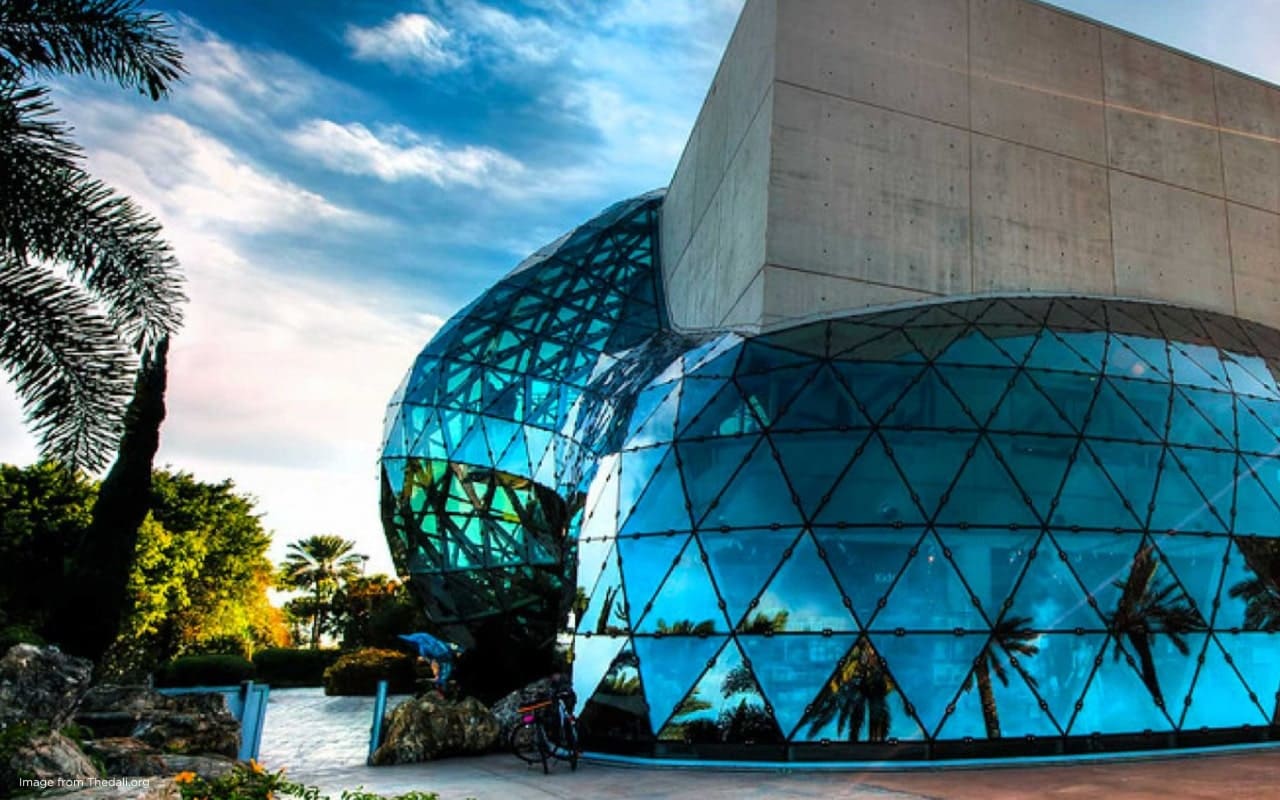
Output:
[
  {"xmin": 966, "ymin": 0, "xmax": 975, "ymax": 295},
  {"xmin": 1214, "ymin": 69, "xmax": 1241, "ymax": 317},
  {"xmin": 1099, "ymin": 21, "xmax": 1118, "ymax": 296}
]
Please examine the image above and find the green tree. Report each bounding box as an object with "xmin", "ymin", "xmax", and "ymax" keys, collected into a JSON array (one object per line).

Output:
[
  {"xmin": 1, "ymin": 0, "xmax": 184, "ymax": 468},
  {"xmin": 1106, "ymin": 545, "xmax": 1205, "ymax": 709},
  {"xmin": 278, "ymin": 535, "xmax": 364, "ymax": 648},
  {"xmin": 800, "ymin": 639, "xmax": 893, "ymax": 742}
]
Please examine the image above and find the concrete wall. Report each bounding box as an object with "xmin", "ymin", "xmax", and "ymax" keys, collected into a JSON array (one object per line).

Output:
[{"xmin": 661, "ymin": 0, "xmax": 1280, "ymax": 334}]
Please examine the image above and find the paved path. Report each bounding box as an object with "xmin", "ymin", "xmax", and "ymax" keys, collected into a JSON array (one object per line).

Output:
[{"xmin": 289, "ymin": 750, "xmax": 1280, "ymax": 800}]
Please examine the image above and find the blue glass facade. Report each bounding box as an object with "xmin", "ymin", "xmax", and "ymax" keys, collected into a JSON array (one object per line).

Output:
[{"xmin": 382, "ymin": 192, "xmax": 1280, "ymax": 759}]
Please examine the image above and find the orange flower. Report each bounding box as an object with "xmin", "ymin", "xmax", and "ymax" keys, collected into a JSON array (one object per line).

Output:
[
  {"xmin": 247, "ymin": 760, "xmax": 266, "ymax": 775},
  {"xmin": 173, "ymin": 772, "xmax": 197, "ymax": 784}
]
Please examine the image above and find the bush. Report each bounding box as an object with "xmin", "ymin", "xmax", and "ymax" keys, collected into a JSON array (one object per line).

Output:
[
  {"xmin": 155, "ymin": 654, "xmax": 255, "ymax": 687},
  {"xmin": 253, "ymin": 648, "xmax": 341, "ymax": 688},
  {"xmin": 322, "ymin": 648, "xmax": 414, "ymax": 696},
  {"xmin": 0, "ymin": 624, "xmax": 44, "ymax": 655},
  {"xmin": 175, "ymin": 761, "xmax": 447, "ymax": 800}
]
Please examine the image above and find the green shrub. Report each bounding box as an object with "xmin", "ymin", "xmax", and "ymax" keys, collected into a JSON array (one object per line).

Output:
[
  {"xmin": 155, "ymin": 654, "xmax": 255, "ymax": 687},
  {"xmin": 253, "ymin": 648, "xmax": 341, "ymax": 688},
  {"xmin": 0, "ymin": 624, "xmax": 45, "ymax": 654},
  {"xmin": 175, "ymin": 761, "xmax": 449, "ymax": 800},
  {"xmin": 322, "ymin": 648, "xmax": 414, "ymax": 696}
]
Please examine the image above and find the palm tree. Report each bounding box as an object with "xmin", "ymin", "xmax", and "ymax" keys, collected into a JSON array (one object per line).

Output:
[
  {"xmin": 655, "ymin": 618, "xmax": 716, "ymax": 635},
  {"xmin": 279, "ymin": 535, "xmax": 365, "ymax": 648},
  {"xmin": 961, "ymin": 615, "xmax": 1039, "ymax": 739},
  {"xmin": 1106, "ymin": 546, "xmax": 1205, "ymax": 709},
  {"xmin": 799, "ymin": 638, "xmax": 893, "ymax": 742},
  {"xmin": 1, "ymin": 0, "xmax": 185, "ymax": 470},
  {"xmin": 1229, "ymin": 537, "xmax": 1280, "ymax": 632}
]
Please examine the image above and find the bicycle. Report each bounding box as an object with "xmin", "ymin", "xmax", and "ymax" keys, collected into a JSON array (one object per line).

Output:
[{"xmin": 508, "ymin": 687, "xmax": 579, "ymax": 773}]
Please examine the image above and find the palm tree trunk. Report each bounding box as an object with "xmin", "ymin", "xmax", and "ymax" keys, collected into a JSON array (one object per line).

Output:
[
  {"xmin": 975, "ymin": 656, "xmax": 1002, "ymax": 739},
  {"xmin": 1127, "ymin": 632, "xmax": 1165, "ymax": 708},
  {"xmin": 311, "ymin": 582, "xmax": 323, "ymax": 649},
  {"xmin": 48, "ymin": 339, "xmax": 169, "ymax": 663}
]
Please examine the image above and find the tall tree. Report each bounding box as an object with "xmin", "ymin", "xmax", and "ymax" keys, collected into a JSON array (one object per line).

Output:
[
  {"xmin": 1, "ymin": 0, "xmax": 185, "ymax": 469},
  {"xmin": 279, "ymin": 535, "xmax": 364, "ymax": 648}
]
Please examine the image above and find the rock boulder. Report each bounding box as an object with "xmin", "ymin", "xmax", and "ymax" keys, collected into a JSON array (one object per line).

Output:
[
  {"xmin": 75, "ymin": 686, "xmax": 239, "ymax": 758},
  {"xmin": 0, "ymin": 644, "xmax": 93, "ymax": 729},
  {"xmin": 370, "ymin": 695, "xmax": 499, "ymax": 764},
  {"xmin": 1, "ymin": 730, "xmax": 99, "ymax": 790}
]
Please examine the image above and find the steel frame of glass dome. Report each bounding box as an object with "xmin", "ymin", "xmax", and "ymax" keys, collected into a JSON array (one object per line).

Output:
[{"xmin": 381, "ymin": 192, "xmax": 1280, "ymax": 760}]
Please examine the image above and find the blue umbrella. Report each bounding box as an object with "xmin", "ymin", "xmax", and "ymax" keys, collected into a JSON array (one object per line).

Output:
[{"xmin": 398, "ymin": 632, "xmax": 463, "ymax": 660}]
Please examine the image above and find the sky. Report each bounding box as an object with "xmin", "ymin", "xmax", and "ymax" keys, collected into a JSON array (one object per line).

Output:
[{"xmin": 2, "ymin": 0, "xmax": 1280, "ymax": 576}]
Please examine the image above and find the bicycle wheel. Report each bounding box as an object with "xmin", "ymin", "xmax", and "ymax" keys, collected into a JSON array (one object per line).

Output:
[
  {"xmin": 509, "ymin": 722, "xmax": 542, "ymax": 766},
  {"xmin": 564, "ymin": 718, "xmax": 579, "ymax": 772}
]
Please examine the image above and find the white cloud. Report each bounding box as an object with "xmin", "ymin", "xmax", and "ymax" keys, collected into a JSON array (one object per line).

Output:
[
  {"xmin": 346, "ymin": 13, "xmax": 462, "ymax": 71},
  {"xmin": 287, "ymin": 120, "xmax": 525, "ymax": 187}
]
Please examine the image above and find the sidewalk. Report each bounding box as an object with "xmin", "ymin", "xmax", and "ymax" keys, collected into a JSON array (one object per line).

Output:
[{"xmin": 289, "ymin": 749, "xmax": 1280, "ymax": 800}]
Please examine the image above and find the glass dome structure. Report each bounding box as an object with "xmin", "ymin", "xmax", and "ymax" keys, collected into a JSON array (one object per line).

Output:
[{"xmin": 381, "ymin": 192, "xmax": 1280, "ymax": 760}]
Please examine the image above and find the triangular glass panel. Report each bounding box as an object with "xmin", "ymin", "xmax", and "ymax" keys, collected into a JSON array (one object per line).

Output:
[
  {"xmin": 1135, "ymin": 630, "xmax": 1207, "ymax": 729},
  {"xmin": 1236, "ymin": 396, "xmax": 1280, "ymax": 454},
  {"xmin": 1169, "ymin": 343, "xmax": 1229, "ymax": 391},
  {"xmin": 1025, "ymin": 329, "xmax": 1097, "ymax": 373},
  {"xmin": 1004, "ymin": 537, "xmax": 1107, "ymax": 632},
  {"xmin": 1053, "ymin": 441, "xmax": 1155, "ymax": 530},
  {"xmin": 636, "ymin": 541, "xmax": 729, "ymax": 634},
  {"xmin": 451, "ymin": 418, "xmax": 491, "ymax": 466},
  {"xmin": 1233, "ymin": 456, "xmax": 1280, "ymax": 536},
  {"xmin": 628, "ymin": 383, "xmax": 681, "ymax": 449},
  {"xmin": 828, "ymin": 320, "xmax": 900, "ymax": 359},
  {"xmin": 677, "ymin": 438, "xmax": 758, "ymax": 525},
  {"xmin": 1056, "ymin": 332, "xmax": 1108, "ymax": 372},
  {"xmin": 1015, "ymin": 632, "xmax": 1106, "ymax": 733},
  {"xmin": 932, "ymin": 365, "xmax": 1011, "ymax": 428},
  {"xmin": 747, "ymin": 532, "xmax": 859, "ymax": 633},
  {"xmin": 988, "ymin": 372, "xmax": 1076, "ymax": 435},
  {"xmin": 571, "ymin": 635, "xmax": 627, "ymax": 716},
  {"xmin": 1217, "ymin": 537, "xmax": 1280, "ymax": 631},
  {"xmin": 1051, "ymin": 532, "xmax": 1139, "ymax": 622},
  {"xmin": 1105, "ymin": 334, "xmax": 1168, "ymax": 382},
  {"xmin": 633, "ymin": 635, "xmax": 729, "ymax": 736},
  {"xmin": 842, "ymin": 328, "xmax": 925, "ymax": 363},
  {"xmin": 934, "ymin": 437, "xmax": 1042, "ymax": 528},
  {"xmin": 579, "ymin": 544, "xmax": 628, "ymax": 635},
  {"xmin": 1167, "ymin": 388, "xmax": 1232, "ymax": 448},
  {"xmin": 814, "ymin": 433, "xmax": 927, "ymax": 526},
  {"xmin": 935, "ymin": 328, "xmax": 1021, "ymax": 368},
  {"xmin": 734, "ymin": 364, "xmax": 821, "ymax": 430},
  {"xmin": 685, "ymin": 335, "xmax": 743, "ymax": 377},
  {"xmin": 676, "ymin": 377, "xmax": 724, "ymax": 432},
  {"xmin": 881, "ymin": 430, "xmax": 978, "ymax": 522},
  {"xmin": 1083, "ymin": 380, "xmax": 1161, "ymax": 442},
  {"xmin": 832, "ymin": 362, "xmax": 925, "ymax": 424},
  {"xmin": 773, "ymin": 431, "xmax": 875, "ymax": 520},
  {"xmin": 383, "ymin": 415, "xmax": 409, "ymax": 457},
  {"xmin": 1217, "ymin": 632, "xmax": 1280, "ymax": 724},
  {"xmin": 656, "ymin": 640, "xmax": 785, "ymax": 745},
  {"xmin": 737, "ymin": 340, "xmax": 818, "ymax": 375},
  {"xmin": 1024, "ymin": 368, "xmax": 1096, "ymax": 432},
  {"xmin": 816, "ymin": 528, "xmax": 925, "ymax": 628},
  {"xmin": 1151, "ymin": 534, "xmax": 1228, "ymax": 624},
  {"xmin": 679, "ymin": 382, "xmax": 757, "ymax": 439},
  {"xmin": 618, "ymin": 447, "xmax": 691, "ymax": 536},
  {"xmin": 739, "ymin": 634, "xmax": 859, "ymax": 741},
  {"xmin": 903, "ymin": 323, "xmax": 967, "ymax": 362},
  {"xmin": 793, "ymin": 637, "xmax": 923, "ymax": 743},
  {"xmin": 1183, "ymin": 636, "xmax": 1267, "ymax": 729},
  {"xmin": 1111, "ymin": 376, "xmax": 1173, "ymax": 439},
  {"xmin": 1150, "ymin": 452, "xmax": 1228, "ymax": 534},
  {"xmin": 768, "ymin": 366, "xmax": 870, "ymax": 433},
  {"xmin": 617, "ymin": 534, "xmax": 688, "ymax": 620},
  {"xmin": 872, "ymin": 533, "xmax": 989, "ymax": 632},
  {"xmin": 870, "ymin": 633, "xmax": 987, "ymax": 738},
  {"xmin": 935, "ymin": 528, "xmax": 1036, "ymax": 624},
  {"xmin": 579, "ymin": 454, "xmax": 620, "ymax": 541},
  {"xmin": 1070, "ymin": 636, "xmax": 1174, "ymax": 734},
  {"xmin": 575, "ymin": 534, "xmax": 613, "ymax": 608},
  {"xmin": 494, "ymin": 428, "xmax": 531, "ymax": 478},
  {"xmin": 987, "ymin": 434, "xmax": 1074, "ymax": 519},
  {"xmin": 1225, "ymin": 354, "xmax": 1280, "ymax": 400},
  {"xmin": 700, "ymin": 528, "xmax": 801, "ymax": 627},
  {"xmin": 933, "ymin": 671, "xmax": 989, "ymax": 741},
  {"xmin": 880, "ymin": 367, "xmax": 976, "ymax": 431},
  {"xmin": 701, "ymin": 440, "xmax": 804, "ymax": 530},
  {"xmin": 626, "ymin": 383, "xmax": 678, "ymax": 443}
]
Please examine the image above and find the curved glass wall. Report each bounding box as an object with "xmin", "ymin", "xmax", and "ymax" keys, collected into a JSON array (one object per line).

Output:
[{"xmin": 384, "ymin": 191, "xmax": 1280, "ymax": 758}]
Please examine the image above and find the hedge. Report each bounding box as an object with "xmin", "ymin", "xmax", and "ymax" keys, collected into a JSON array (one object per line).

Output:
[
  {"xmin": 154, "ymin": 654, "xmax": 255, "ymax": 687},
  {"xmin": 322, "ymin": 648, "xmax": 415, "ymax": 695},
  {"xmin": 253, "ymin": 648, "xmax": 341, "ymax": 688}
]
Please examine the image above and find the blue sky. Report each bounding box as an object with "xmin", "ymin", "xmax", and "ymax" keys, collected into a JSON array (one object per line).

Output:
[{"xmin": 2, "ymin": 0, "xmax": 1279, "ymax": 574}]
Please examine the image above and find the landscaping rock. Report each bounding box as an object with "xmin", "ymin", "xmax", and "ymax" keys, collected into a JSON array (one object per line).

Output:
[
  {"xmin": 46, "ymin": 776, "xmax": 179, "ymax": 799},
  {"xmin": 370, "ymin": 694, "xmax": 499, "ymax": 764},
  {"xmin": 75, "ymin": 686, "xmax": 240, "ymax": 758},
  {"xmin": 1, "ymin": 730, "xmax": 99, "ymax": 788},
  {"xmin": 81, "ymin": 737, "xmax": 166, "ymax": 777},
  {"xmin": 157, "ymin": 753, "xmax": 234, "ymax": 779},
  {"xmin": 0, "ymin": 644, "xmax": 93, "ymax": 728},
  {"xmin": 489, "ymin": 675, "xmax": 570, "ymax": 736}
]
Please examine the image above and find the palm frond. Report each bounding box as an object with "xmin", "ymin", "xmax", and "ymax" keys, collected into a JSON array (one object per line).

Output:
[
  {"xmin": 0, "ymin": 94, "xmax": 184, "ymax": 352},
  {"xmin": 0, "ymin": 254, "xmax": 134, "ymax": 469},
  {"xmin": 0, "ymin": 0, "xmax": 183, "ymax": 98}
]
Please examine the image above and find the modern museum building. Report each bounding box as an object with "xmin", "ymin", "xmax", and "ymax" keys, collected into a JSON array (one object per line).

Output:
[{"xmin": 380, "ymin": 0, "xmax": 1280, "ymax": 760}]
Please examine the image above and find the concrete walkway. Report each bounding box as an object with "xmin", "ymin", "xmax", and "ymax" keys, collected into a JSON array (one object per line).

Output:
[{"xmin": 291, "ymin": 749, "xmax": 1280, "ymax": 800}]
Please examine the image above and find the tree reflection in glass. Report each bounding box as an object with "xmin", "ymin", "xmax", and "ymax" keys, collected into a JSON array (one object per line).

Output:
[
  {"xmin": 959, "ymin": 615, "xmax": 1039, "ymax": 739},
  {"xmin": 1106, "ymin": 546, "xmax": 1206, "ymax": 708},
  {"xmin": 1230, "ymin": 537, "xmax": 1280, "ymax": 632},
  {"xmin": 799, "ymin": 638, "xmax": 893, "ymax": 742}
]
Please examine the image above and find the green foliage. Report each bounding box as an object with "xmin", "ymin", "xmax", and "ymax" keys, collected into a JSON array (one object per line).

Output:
[
  {"xmin": 277, "ymin": 535, "xmax": 364, "ymax": 649},
  {"xmin": 334, "ymin": 575, "xmax": 427, "ymax": 650},
  {"xmin": 252, "ymin": 647, "xmax": 341, "ymax": 688},
  {"xmin": 0, "ymin": 624, "xmax": 44, "ymax": 654},
  {"xmin": 174, "ymin": 762, "xmax": 456, "ymax": 800},
  {"xmin": 154, "ymin": 654, "xmax": 255, "ymax": 687},
  {"xmin": 322, "ymin": 647, "xmax": 414, "ymax": 696}
]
